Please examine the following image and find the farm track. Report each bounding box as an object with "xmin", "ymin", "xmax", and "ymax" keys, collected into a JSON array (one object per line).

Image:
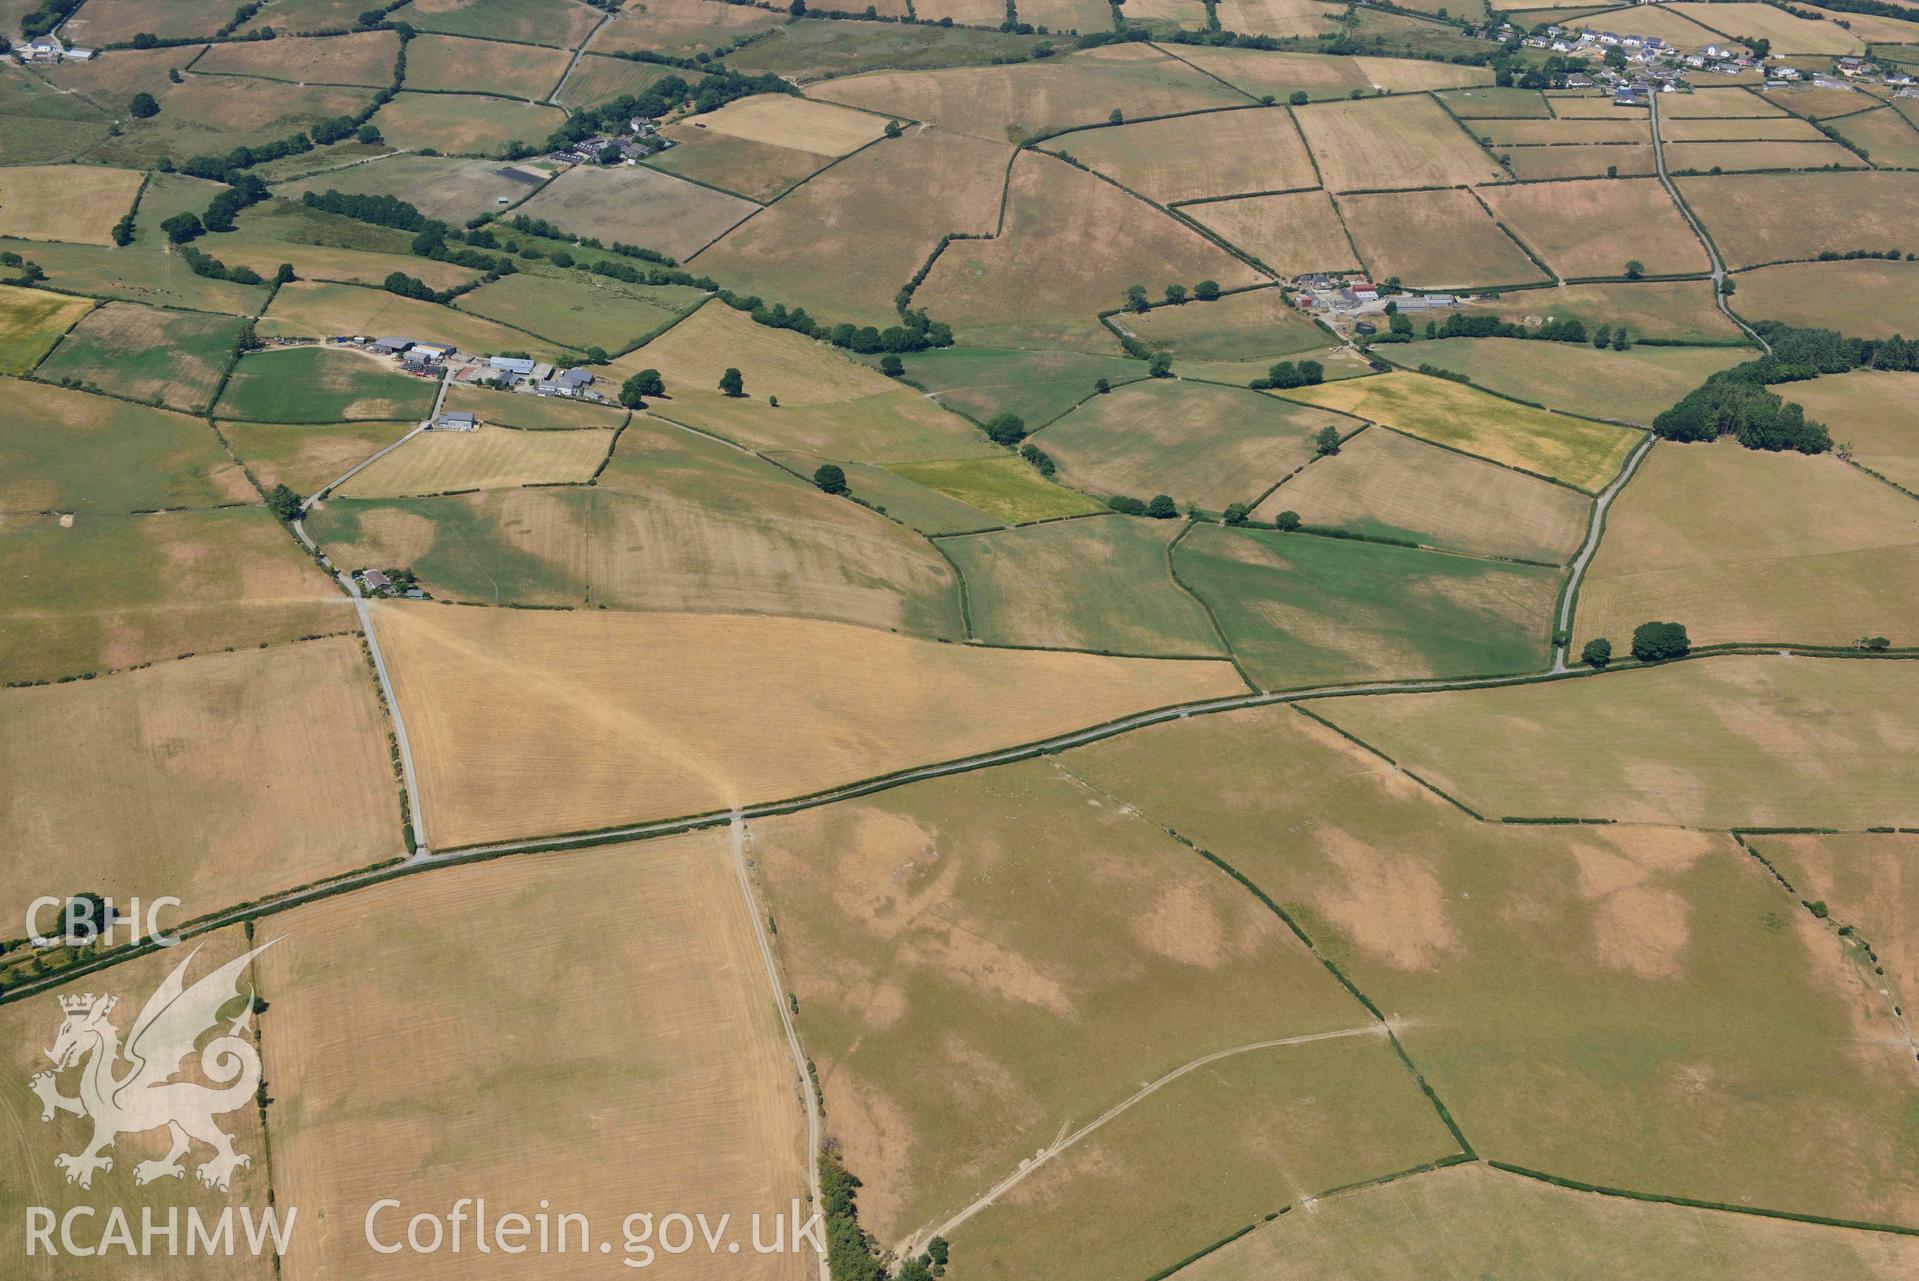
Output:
[
  {"xmin": 1650, "ymin": 95, "xmax": 1770, "ymax": 355},
  {"xmin": 547, "ymin": 9, "xmax": 612, "ymax": 108},
  {"xmin": 1553, "ymin": 429, "xmax": 1656, "ymax": 670}
]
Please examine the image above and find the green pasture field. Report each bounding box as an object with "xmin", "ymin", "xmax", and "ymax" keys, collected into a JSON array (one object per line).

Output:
[
  {"xmin": 390, "ymin": 0, "xmax": 601, "ymax": 47},
  {"xmin": 1274, "ymin": 371, "xmax": 1640, "ymax": 493},
  {"xmin": 762, "ymin": 450, "xmax": 1002, "ymax": 534},
  {"xmin": 369, "ymin": 92, "xmax": 569, "ymax": 157},
  {"xmin": 439, "ymin": 384, "xmax": 626, "ymax": 431},
  {"xmin": 895, "ymin": 346, "xmax": 1150, "ymax": 428},
  {"xmin": 646, "ymin": 131, "xmax": 830, "ymax": 202},
  {"xmin": 236, "ymin": 0, "xmax": 384, "ymax": 32},
  {"xmin": 1257, "ymin": 425, "xmax": 1592, "ymax": 564},
  {"xmin": 280, "ymin": 155, "xmax": 562, "ymax": 224},
  {"xmin": 0, "ymin": 284, "xmax": 92, "ymax": 375},
  {"xmin": 1185, "ymin": 1163, "xmax": 1919, "ymax": 1280},
  {"xmin": 1066, "ymin": 702, "xmax": 1919, "ymax": 1228},
  {"xmin": 553, "ymin": 54, "xmax": 685, "ymax": 109},
  {"xmin": 0, "ymin": 67, "xmax": 112, "ymax": 164},
  {"xmin": 885, "ymin": 457, "xmax": 1104, "ymax": 524},
  {"xmin": 219, "ymin": 420, "xmax": 417, "ymax": 496},
  {"xmin": 1455, "ymin": 279, "xmax": 1744, "ymax": 345},
  {"xmin": 1174, "ymin": 523, "xmax": 1560, "ymax": 689},
  {"xmin": 216, "ymin": 347, "xmax": 438, "ymax": 423},
  {"xmin": 186, "ymin": 198, "xmax": 486, "ymax": 295},
  {"xmin": 941, "ymin": 516, "xmax": 1229, "ymax": 655},
  {"xmin": 1124, "ymin": 288, "xmax": 1329, "ymax": 363},
  {"xmin": 1437, "ymin": 86, "xmax": 1552, "ymax": 117},
  {"xmin": 2, "ymin": 378, "xmax": 251, "ymax": 515},
  {"xmin": 1570, "ymin": 439, "xmax": 1919, "ymax": 651},
  {"xmin": 35, "ymin": 302, "xmax": 244, "ymax": 413},
  {"xmin": 1322, "ymin": 654, "xmax": 1919, "ymax": 828},
  {"xmin": 193, "ymin": 30, "xmax": 400, "ymax": 88},
  {"xmin": 725, "ymin": 20, "xmax": 1054, "ymax": 82},
  {"xmin": 514, "ymin": 161, "xmax": 756, "ymax": 262},
  {"xmin": 453, "ymin": 271, "xmax": 703, "ymax": 352},
  {"xmin": 747, "ymin": 757, "xmax": 1379, "ymax": 1249},
  {"xmin": 1380, "ymin": 338, "xmax": 1750, "ymax": 425},
  {"xmin": 1037, "ymin": 379, "xmax": 1351, "ymax": 512},
  {"xmin": 89, "ymin": 79, "xmax": 377, "ymax": 169},
  {"xmin": 0, "ymin": 507, "xmax": 350, "ymax": 684}
]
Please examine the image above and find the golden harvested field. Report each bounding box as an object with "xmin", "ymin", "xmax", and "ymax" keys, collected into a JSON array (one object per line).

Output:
[
  {"xmin": 1337, "ymin": 188, "xmax": 1547, "ymax": 289},
  {"xmin": 747, "ymin": 757, "xmax": 1407, "ymax": 1252},
  {"xmin": 392, "ymin": 0, "xmax": 603, "ymax": 46},
  {"xmin": 1666, "ymin": 1, "xmax": 1865, "ymax": 52},
  {"xmin": 609, "ymin": 302, "xmax": 994, "ymax": 461},
  {"xmin": 1061, "ymin": 106, "xmax": 1319, "ymax": 202},
  {"xmin": 1754, "ymin": 831, "xmax": 1919, "ymax": 1028},
  {"xmin": 57, "ymin": 0, "xmax": 223, "ymax": 42},
  {"xmin": 373, "ymin": 601, "xmax": 1244, "ymax": 847},
  {"xmin": 1294, "ymin": 94, "xmax": 1504, "ymax": 191},
  {"xmin": 0, "ymin": 930, "xmax": 275, "ymax": 1281},
  {"xmin": 0, "ymin": 506, "xmax": 353, "ymax": 684},
  {"xmin": 694, "ymin": 127, "xmax": 1010, "ymax": 326},
  {"xmin": 402, "ymin": 33, "xmax": 572, "ymax": 98},
  {"xmin": 1182, "ymin": 1163, "xmax": 1919, "ymax": 1281},
  {"xmin": 259, "ymin": 828, "xmax": 810, "ymax": 1281},
  {"xmin": 1787, "ymin": 368, "xmax": 1919, "ymax": 490},
  {"xmin": 651, "ymin": 128, "xmax": 833, "ymax": 201},
  {"xmin": 1829, "ymin": 105, "xmax": 1919, "ymax": 168},
  {"xmin": 1211, "ymin": 0, "xmax": 1348, "ymax": 37},
  {"xmin": 220, "ymin": 419, "xmax": 417, "ymax": 495},
  {"xmin": 688, "ymin": 91, "xmax": 892, "ymax": 155},
  {"xmin": 1457, "ymin": 278, "xmax": 1743, "ymax": 342},
  {"xmin": 368, "ymin": 91, "xmax": 568, "ymax": 156},
  {"xmin": 1659, "ymin": 115, "xmax": 1828, "ymax": 141},
  {"xmin": 1350, "ymin": 55, "xmax": 1495, "ymax": 90},
  {"xmin": 1171, "ymin": 47, "xmax": 1491, "ymax": 98},
  {"xmin": 1678, "ymin": 172, "xmax": 1919, "ymax": 267},
  {"xmin": 1479, "ymin": 118, "xmax": 1649, "ymax": 145},
  {"xmin": 808, "ymin": 43, "xmax": 1250, "ymax": 144},
  {"xmin": 1384, "ymin": 337, "xmax": 1749, "ymax": 424},
  {"xmin": 1015, "ymin": 0, "xmax": 1119, "ymax": 30},
  {"xmin": 1186, "ymin": 188, "xmax": 1361, "ymax": 275},
  {"xmin": 1655, "ymin": 87, "xmax": 1787, "ymax": 117},
  {"xmin": 1477, "ymin": 178, "xmax": 1709, "ymax": 279},
  {"xmin": 0, "ymin": 164, "xmax": 141, "ymax": 244},
  {"xmin": 1322, "ymin": 654, "xmax": 1919, "ymax": 827},
  {"xmin": 193, "ymin": 29, "xmax": 400, "ymax": 86},
  {"xmin": 1731, "ymin": 260, "xmax": 1919, "ymax": 339},
  {"xmin": 516, "ymin": 161, "xmax": 758, "ymax": 261},
  {"xmin": 1663, "ymin": 139, "xmax": 1866, "ymax": 172},
  {"xmin": 1118, "ymin": 0, "xmax": 1214, "ymax": 28},
  {"xmin": 1065, "ymin": 704, "xmax": 1919, "ymax": 1225},
  {"xmin": 335, "ymin": 424, "xmax": 614, "ymax": 497},
  {"xmin": 917, "ymin": 150, "xmax": 1263, "ymax": 351},
  {"xmin": 442, "ymin": 382, "xmax": 626, "ymax": 430},
  {"xmin": 1573, "ymin": 439, "xmax": 1919, "ymax": 649},
  {"xmin": 1256, "ymin": 425, "xmax": 1592, "ymax": 562},
  {"xmin": 0, "ymin": 282, "xmax": 92, "ymax": 374},
  {"xmin": 0, "ymin": 637, "xmax": 400, "ymax": 933},
  {"xmin": 1762, "ymin": 83, "xmax": 1882, "ymax": 119},
  {"xmin": 591, "ymin": 0, "xmax": 786, "ymax": 57},
  {"xmin": 259, "ymin": 280, "xmax": 576, "ymax": 362},
  {"xmin": 1505, "ymin": 143, "xmax": 1656, "ymax": 179},
  {"xmin": 1274, "ymin": 371, "xmax": 1641, "ymax": 492}
]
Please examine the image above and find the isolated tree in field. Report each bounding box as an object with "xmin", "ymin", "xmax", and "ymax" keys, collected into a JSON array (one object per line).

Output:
[
  {"xmin": 1094, "ymin": 377, "xmax": 1111, "ymax": 394},
  {"xmin": 1125, "ymin": 284, "xmax": 1149, "ymax": 313},
  {"xmin": 1592, "ymin": 324, "xmax": 1611, "ymax": 349},
  {"xmin": 357, "ymin": 123, "xmax": 383, "ymax": 145},
  {"xmin": 1108, "ymin": 108, "xmax": 1124, "ymax": 124},
  {"xmin": 274, "ymin": 262, "xmax": 296, "ymax": 284},
  {"xmin": 1581, "ymin": 637, "xmax": 1612, "ymax": 668},
  {"xmin": 1624, "ymin": 259, "xmax": 1645, "ymax": 280},
  {"xmin": 1289, "ymin": 90, "xmax": 1309, "ymax": 105},
  {"xmin": 1146, "ymin": 494, "xmax": 1177, "ymax": 518},
  {"xmin": 1630, "ymin": 620, "xmax": 1690, "ymax": 663},
  {"xmin": 718, "ymin": 367, "xmax": 744, "ymax": 397},
  {"xmin": 1020, "ymin": 443, "xmax": 1056, "ymax": 477},
  {"xmin": 1274, "ymin": 509, "xmax": 1302, "ymax": 531},
  {"xmin": 879, "ymin": 354, "xmax": 904, "ymax": 377},
  {"xmin": 1164, "ymin": 283, "xmax": 1188, "ymax": 305},
  {"xmin": 1195, "ymin": 279, "xmax": 1220, "ymax": 301},
  {"xmin": 129, "ymin": 92, "xmax": 160, "ymax": 119},
  {"xmin": 266, "ymin": 484, "xmax": 302, "ymax": 522},
  {"xmin": 1148, "ymin": 352, "xmax": 1173, "ymax": 378},
  {"xmin": 1223, "ymin": 502, "xmax": 1250, "ymax": 525},
  {"xmin": 984, "ymin": 412, "xmax": 1026, "ymax": 445},
  {"xmin": 884, "ymin": 119, "xmax": 902, "ymax": 138},
  {"xmin": 1612, "ymin": 328, "xmax": 1629, "ymax": 351},
  {"xmin": 1315, "ymin": 425, "xmax": 1342, "ymax": 456},
  {"xmin": 160, "ymin": 211, "xmax": 203, "ymax": 244},
  {"xmin": 813, "ymin": 463, "xmax": 847, "ymax": 495},
  {"xmin": 132, "ymin": 31, "xmax": 158, "ymax": 48},
  {"xmin": 927, "ymin": 1238, "xmax": 949, "ymax": 1269}
]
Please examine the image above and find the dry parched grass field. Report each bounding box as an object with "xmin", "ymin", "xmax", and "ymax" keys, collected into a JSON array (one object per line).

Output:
[
  {"xmin": 1676, "ymin": 172, "xmax": 1919, "ymax": 269},
  {"xmin": 1336, "ymin": 188, "xmax": 1546, "ymax": 289},
  {"xmin": 0, "ymin": 283, "xmax": 92, "ymax": 374},
  {"xmin": 1185, "ymin": 188, "xmax": 1361, "ymax": 276},
  {"xmin": 1572, "ymin": 439, "xmax": 1919, "ymax": 650},
  {"xmin": 1060, "ymin": 107, "xmax": 1320, "ymax": 203},
  {"xmin": 688, "ymin": 92, "xmax": 893, "ymax": 155},
  {"xmin": 373, "ymin": 601, "xmax": 1244, "ymax": 848},
  {"xmin": 1293, "ymin": 95, "xmax": 1503, "ymax": 191},
  {"xmin": 1786, "ymin": 368, "xmax": 1919, "ymax": 491},
  {"xmin": 259, "ymin": 828, "xmax": 810, "ymax": 1281},
  {"xmin": 0, "ymin": 637, "xmax": 401, "ymax": 936},
  {"xmin": 0, "ymin": 165, "xmax": 142, "ymax": 244},
  {"xmin": 193, "ymin": 29, "xmax": 402, "ymax": 87},
  {"xmin": 516, "ymin": 162, "xmax": 758, "ymax": 261},
  {"xmin": 336, "ymin": 423, "xmax": 615, "ymax": 498},
  {"xmin": 1476, "ymin": 178, "xmax": 1709, "ymax": 280}
]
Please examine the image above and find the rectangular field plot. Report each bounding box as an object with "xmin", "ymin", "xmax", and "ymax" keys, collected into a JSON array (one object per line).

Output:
[
  {"xmin": 258, "ymin": 278, "xmax": 575, "ymax": 360},
  {"xmin": 1123, "ymin": 287, "xmax": 1327, "ymax": 362},
  {"xmin": 897, "ymin": 346, "xmax": 1149, "ymax": 427},
  {"xmin": 1477, "ymin": 179, "xmax": 1706, "ymax": 280},
  {"xmin": 686, "ymin": 92, "xmax": 892, "ymax": 155},
  {"xmin": 1065, "ymin": 704, "xmax": 1919, "ymax": 1227},
  {"xmin": 217, "ymin": 347, "xmax": 438, "ymax": 424},
  {"xmin": 884, "ymin": 457, "xmax": 1104, "ymax": 523},
  {"xmin": 1174, "ymin": 524, "xmax": 1559, "ymax": 688},
  {"xmin": 372, "ymin": 602, "xmax": 1243, "ymax": 846},
  {"xmin": 1173, "ymin": 47, "xmax": 1491, "ymax": 99},
  {"xmin": 1451, "ymin": 278, "xmax": 1743, "ymax": 343},
  {"xmin": 193, "ymin": 29, "xmax": 401, "ymax": 87},
  {"xmin": 0, "ymin": 638, "xmax": 399, "ymax": 935},
  {"xmin": 1184, "ymin": 188, "xmax": 1363, "ymax": 276},
  {"xmin": 258, "ymin": 828, "xmax": 810, "ymax": 1281},
  {"xmin": 0, "ymin": 507, "xmax": 351, "ymax": 684},
  {"xmin": 1322, "ymin": 654, "xmax": 1919, "ymax": 828},
  {"xmin": 390, "ymin": 0, "xmax": 602, "ymax": 46},
  {"xmin": 1337, "ymin": 188, "xmax": 1547, "ymax": 290},
  {"xmin": 591, "ymin": 0, "xmax": 785, "ymax": 58},
  {"xmin": 1829, "ymin": 105, "xmax": 1919, "ymax": 168},
  {"xmin": 1060, "ymin": 106, "xmax": 1318, "ymax": 202},
  {"xmin": 1663, "ymin": 139, "xmax": 1866, "ymax": 172},
  {"xmin": 453, "ymin": 271, "xmax": 701, "ymax": 350},
  {"xmin": 1381, "ymin": 338, "xmax": 1748, "ymax": 425},
  {"xmin": 1438, "ymin": 86, "xmax": 1552, "ymax": 118},
  {"xmin": 1676, "ymin": 172, "xmax": 1919, "ymax": 268},
  {"xmin": 1785, "ymin": 368, "xmax": 1919, "ymax": 491},
  {"xmin": 747, "ymin": 757, "xmax": 1392, "ymax": 1256},
  {"xmin": 1213, "ymin": 0, "xmax": 1349, "ymax": 36},
  {"xmin": 1, "ymin": 379, "xmax": 252, "ymax": 514},
  {"xmin": 220, "ymin": 419, "xmax": 416, "ymax": 496},
  {"xmin": 1729, "ymin": 259, "xmax": 1919, "ymax": 339},
  {"xmin": 35, "ymin": 302, "xmax": 244, "ymax": 413},
  {"xmin": 0, "ymin": 283, "xmax": 92, "ymax": 374},
  {"xmin": 514, "ymin": 161, "xmax": 758, "ymax": 261},
  {"xmin": 281, "ymin": 154, "xmax": 562, "ymax": 223},
  {"xmin": 1658, "ymin": 115, "xmax": 1828, "ymax": 141},
  {"xmin": 1504, "ymin": 143, "xmax": 1656, "ymax": 179},
  {"xmin": 367, "ymin": 92, "xmax": 569, "ymax": 157},
  {"xmin": 1571, "ymin": 439, "xmax": 1919, "ymax": 650},
  {"xmin": 1479, "ymin": 117, "xmax": 1648, "ymax": 146},
  {"xmin": 335, "ymin": 424, "xmax": 613, "ymax": 498},
  {"xmin": 1294, "ymin": 94, "xmax": 1504, "ymax": 192},
  {"xmin": 1273, "ymin": 371, "xmax": 1640, "ymax": 492},
  {"xmin": 401, "ymin": 33, "xmax": 571, "ymax": 98},
  {"xmin": 0, "ymin": 165, "xmax": 141, "ymax": 244},
  {"xmin": 940, "ymin": 516, "xmax": 1228, "ymax": 654},
  {"xmin": 1256, "ymin": 425, "xmax": 1592, "ymax": 563},
  {"xmin": 647, "ymin": 129, "xmax": 833, "ymax": 202},
  {"xmin": 1665, "ymin": 1, "xmax": 1865, "ymax": 52},
  {"xmin": 1037, "ymin": 380, "xmax": 1343, "ymax": 511},
  {"xmin": 92, "ymin": 79, "xmax": 378, "ymax": 169}
]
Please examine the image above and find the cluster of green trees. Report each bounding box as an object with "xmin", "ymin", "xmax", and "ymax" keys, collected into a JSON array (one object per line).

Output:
[
  {"xmin": 542, "ymin": 71, "xmax": 795, "ymax": 157},
  {"xmin": 20, "ymin": 0, "xmax": 82, "ymax": 38},
  {"xmin": 265, "ymin": 484, "xmax": 303, "ymax": 522},
  {"xmin": 301, "ymin": 190, "xmax": 519, "ymax": 276},
  {"xmin": 1248, "ymin": 358, "xmax": 1324, "ymax": 390},
  {"xmin": 1815, "ymin": 247, "xmax": 1910, "ymax": 262},
  {"xmin": 1580, "ymin": 622, "xmax": 1690, "ymax": 667},
  {"xmin": 180, "ymin": 246, "xmax": 269, "ymax": 285},
  {"xmin": 1122, "ymin": 279, "xmax": 1221, "ymax": 312},
  {"xmin": 619, "ymin": 368, "xmax": 665, "ymax": 407},
  {"xmin": 717, "ymin": 290, "xmax": 955, "ymax": 354},
  {"xmin": 0, "ymin": 250, "xmax": 46, "ymax": 287},
  {"xmin": 1422, "ymin": 313, "xmax": 1596, "ymax": 344},
  {"xmin": 820, "ymin": 1151, "xmax": 948, "ymax": 1281},
  {"xmin": 503, "ymin": 214, "xmax": 675, "ymax": 268},
  {"xmin": 1108, "ymin": 493, "xmax": 1179, "ymax": 518}
]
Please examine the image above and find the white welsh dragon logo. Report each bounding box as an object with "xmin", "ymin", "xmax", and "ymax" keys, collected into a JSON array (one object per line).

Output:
[{"xmin": 30, "ymin": 940, "xmax": 275, "ymax": 1192}]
